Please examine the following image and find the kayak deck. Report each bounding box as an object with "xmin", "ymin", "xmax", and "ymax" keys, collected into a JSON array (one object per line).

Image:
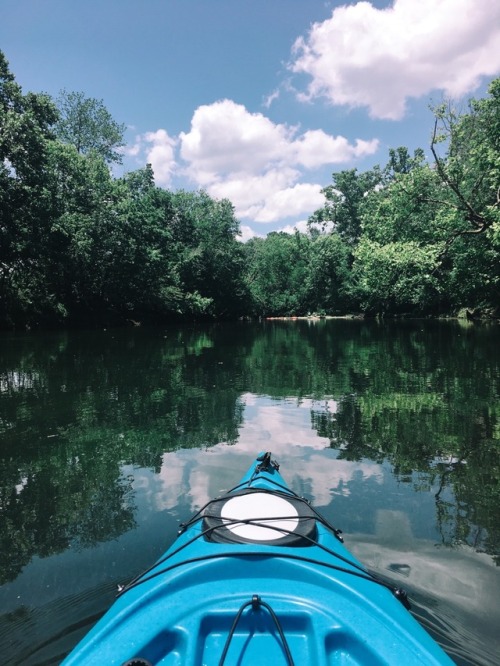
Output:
[
  {"xmin": 97, "ymin": 560, "xmax": 443, "ymax": 665},
  {"xmin": 62, "ymin": 453, "xmax": 454, "ymax": 665}
]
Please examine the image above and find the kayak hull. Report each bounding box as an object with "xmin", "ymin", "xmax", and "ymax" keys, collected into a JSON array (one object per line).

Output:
[{"xmin": 62, "ymin": 453, "xmax": 455, "ymax": 665}]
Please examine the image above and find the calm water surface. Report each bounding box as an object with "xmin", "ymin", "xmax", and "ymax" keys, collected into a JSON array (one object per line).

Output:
[{"xmin": 0, "ymin": 320, "xmax": 499, "ymax": 665}]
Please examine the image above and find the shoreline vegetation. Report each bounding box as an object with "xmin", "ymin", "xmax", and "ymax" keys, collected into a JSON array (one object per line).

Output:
[
  {"xmin": 265, "ymin": 308, "xmax": 499, "ymax": 322},
  {"xmin": 1, "ymin": 50, "xmax": 499, "ymax": 331}
]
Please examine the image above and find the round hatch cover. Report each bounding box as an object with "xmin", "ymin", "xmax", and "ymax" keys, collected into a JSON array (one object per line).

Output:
[{"xmin": 203, "ymin": 489, "xmax": 316, "ymax": 546}]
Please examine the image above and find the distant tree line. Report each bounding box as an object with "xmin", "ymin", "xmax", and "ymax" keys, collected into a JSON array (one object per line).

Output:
[{"xmin": 1, "ymin": 49, "xmax": 499, "ymax": 329}]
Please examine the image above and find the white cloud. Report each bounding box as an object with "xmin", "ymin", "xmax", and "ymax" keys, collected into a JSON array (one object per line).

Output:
[
  {"xmin": 142, "ymin": 129, "xmax": 177, "ymax": 186},
  {"xmin": 209, "ymin": 170, "xmax": 326, "ymax": 223},
  {"xmin": 278, "ymin": 219, "xmax": 335, "ymax": 236},
  {"xmin": 179, "ymin": 99, "xmax": 294, "ymax": 182},
  {"xmin": 263, "ymin": 88, "xmax": 281, "ymax": 109},
  {"xmin": 279, "ymin": 219, "xmax": 311, "ymax": 235},
  {"xmin": 291, "ymin": 0, "xmax": 500, "ymax": 120},
  {"xmin": 179, "ymin": 99, "xmax": 376, "ymax": 223},
  {"xmin": 208, "ymin": 168, "xmax": 300, "ymax": 214},
  {"xmin": 124, "ymin": 99, "xmax": 378, "ymax": 230},
  {"xmin": 123, "ymin": 141, "xmax": 141, "ymax": 158},
  {"xmin": 124, "ymin": 129, "xmax": 177, "ymax": 186},
  {"xmin": 252, "ymin": 183, "xmax": 325, "ymax": 223},
  {"xmin": 237, "ymin": 225, "xmax": 263, "ymax": 243},
  {"xmin": 294, "ymin": 130, "xmax": 379, "ymax": 168}
]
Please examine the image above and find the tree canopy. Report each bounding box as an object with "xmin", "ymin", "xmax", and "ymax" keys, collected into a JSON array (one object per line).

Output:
[
  {"xmin": 54, "ymin": 89, "xmax": 126, "ymax": 164},
  {"xmin": 0, "ymin": 47, "xmax": 499, "ymax": 328}
]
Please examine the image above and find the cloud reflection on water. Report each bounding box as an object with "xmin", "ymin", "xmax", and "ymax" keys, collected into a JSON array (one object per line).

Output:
[{"xmin": 132, "ymin": 393, "xmax": 383, "ymax": 512}]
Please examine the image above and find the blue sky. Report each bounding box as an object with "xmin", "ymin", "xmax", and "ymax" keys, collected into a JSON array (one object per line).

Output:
[{"xmin": 2, "ymin": 0, "xmax": 499, "ymax": 240}]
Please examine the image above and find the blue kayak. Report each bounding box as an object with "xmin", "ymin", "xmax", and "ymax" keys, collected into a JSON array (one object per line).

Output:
[{"xmin": 62, "ymin": 452, "xmax": 455, "ymax": 665}]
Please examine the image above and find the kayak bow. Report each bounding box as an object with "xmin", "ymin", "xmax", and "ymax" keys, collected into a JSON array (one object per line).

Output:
[{"xmin": 62, "ymin": 452, "xmax": 455, "ymax": 665}]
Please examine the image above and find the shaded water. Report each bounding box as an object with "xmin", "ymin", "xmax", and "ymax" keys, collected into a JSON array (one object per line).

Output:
[{"xmin": 0, "ymin": 319, "xmax": 499, "ymax": 665}]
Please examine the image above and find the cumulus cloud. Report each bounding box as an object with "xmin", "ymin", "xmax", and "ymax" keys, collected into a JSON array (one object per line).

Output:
[
  {"xmin": 237, "ymin": 225, "xmax": 264, "ymax": 243},
  {"xmin": 294, "ymin": 130, "xmax": 379, "ymax": 168},
  {"xmin": 208, "ymin": 169, "xmax": 324, "ymax": 222},
  {"xmin": 278, "ymin": 219, "xmax": 311, "ymax": 235},
  {"xmin": 291, "ymin": 0, "xmax": 500, "ymax": 119},
  {"xmin": 252, "ymin": 183, "xmax": 326, "ymax": 223},
  {"xmin": 125, "ymin": 129, "xmax": 177, "ymax": 186},
  {"xmin": 179, "ymin": 100, "xmax": 295, "ymax": 182},
  {"xmin": 179, "ymin": 99, "xmax": 377, "ymax": 222},
  {"xmin": 278, "ymin": 219, "xmax": 336, "ymax": 236},
  {"xmin": 142, "ymin": 129, "xmax": 177, "ymax": 186}
]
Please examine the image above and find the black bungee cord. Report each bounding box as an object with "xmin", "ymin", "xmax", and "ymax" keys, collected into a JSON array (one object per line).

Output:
[
  {"xmin": 117, "ymin": 511, "xmax": 410, "ymax": 609},
  {"xmin": 218, "ymin": 595, "xmax": 295, "ymax": 666}
]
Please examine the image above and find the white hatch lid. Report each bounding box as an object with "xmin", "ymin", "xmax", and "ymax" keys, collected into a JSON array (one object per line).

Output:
[{"xmin": 219, "ymin": 492, "xmax": 299, "ymax": 542}]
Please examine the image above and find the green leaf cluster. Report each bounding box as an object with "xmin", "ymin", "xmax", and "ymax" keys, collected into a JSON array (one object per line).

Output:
[
  {"xmin": 0, "ymin": 52, "xmax": 247, "ymax": 328},
  {"xmin": 303, "ymin": 81, "xmax": 500, "ymax": 317},
  {"xmin": 1, "ymin": 47, "xmax": 499, "ymax": 326},
  {"xmin": 240, "ymin": 92, "xmax": 499, "ymax": 318}
]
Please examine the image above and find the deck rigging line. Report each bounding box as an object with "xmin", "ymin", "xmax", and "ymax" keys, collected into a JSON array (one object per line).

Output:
[
  {"xmin": 218, "ymin": 595, "xmax": 295, "ymax": 666},
  {"xmin": 117, "ymin": 488, "xmax": 411, "ymax": 610}
]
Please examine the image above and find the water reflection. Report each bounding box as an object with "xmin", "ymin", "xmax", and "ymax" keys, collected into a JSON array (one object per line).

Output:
[
  {"xmin": 130, "ymin": 399, "xmax": 383, "ymax": 514},
  {"xmin": 351, "ymin": 514, "xmax": 500, "ymax": 666},
  {"xmin": 0, "ymin": 320, "xmax": 499, "ymax": 665}
]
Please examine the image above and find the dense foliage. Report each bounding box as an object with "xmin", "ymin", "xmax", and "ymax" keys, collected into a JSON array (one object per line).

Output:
[{"xmin": 1, "ymin": 50, "xmax": 499, "ymax": 328}]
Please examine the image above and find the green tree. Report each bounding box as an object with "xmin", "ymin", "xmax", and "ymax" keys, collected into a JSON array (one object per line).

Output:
[
  {"xmin": 384, "ymin": 146, "xmax": 426, "ymax": 180},
  {"xmin": 244, "ymin": 232, "xmax": 312, "ymax": 316},
  {"xmin": 307, "ymin": 233, "xmax": 352, "ymax": 314},
  {"xmin": 0, "ymin": 50, "xmax": 60, "ymax": 326},
  {"xmin": 101, "ymin": 167, "xmax": 188, "ymax": 320},
  {"xmin": 348, "ymin": 78, "xmax": 500, "ymax": 316},
  {"xmin": 46, "ymin": 161, "xmax": 189, "ymax": 323},
  {"xmin": 429, "ymin": 79, "xmax": 499, "ymax": 245},
  {"xmin": 44, "ymin": 142, "xmax": 121, "ymax": 319},
  {"xmin": 309, "ymin": 167, "xmax": 383, "ymax": 245},
  {"xmin": 353, "ymin": 238, "xmax": 441, "ymax": 314},
  {"xmin": 360, "ymin": 163, "xmax": 441, "ymax": 246},
  {"xmin": 54, "ymin": 89, "xmax": 125, "ymax": 164},
  {"xmin": 171, "ymin": 190, "xmax": 247, "ymax": 318},
  {"xmin": 427, "ymin": 79, "xmax": 500, "ymax": 309}
]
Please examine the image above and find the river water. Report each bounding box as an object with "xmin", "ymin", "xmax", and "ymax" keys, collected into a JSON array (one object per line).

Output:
[{"xmin": 0, "ymin": 319, "xmax": 499, "ymax": 665}]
